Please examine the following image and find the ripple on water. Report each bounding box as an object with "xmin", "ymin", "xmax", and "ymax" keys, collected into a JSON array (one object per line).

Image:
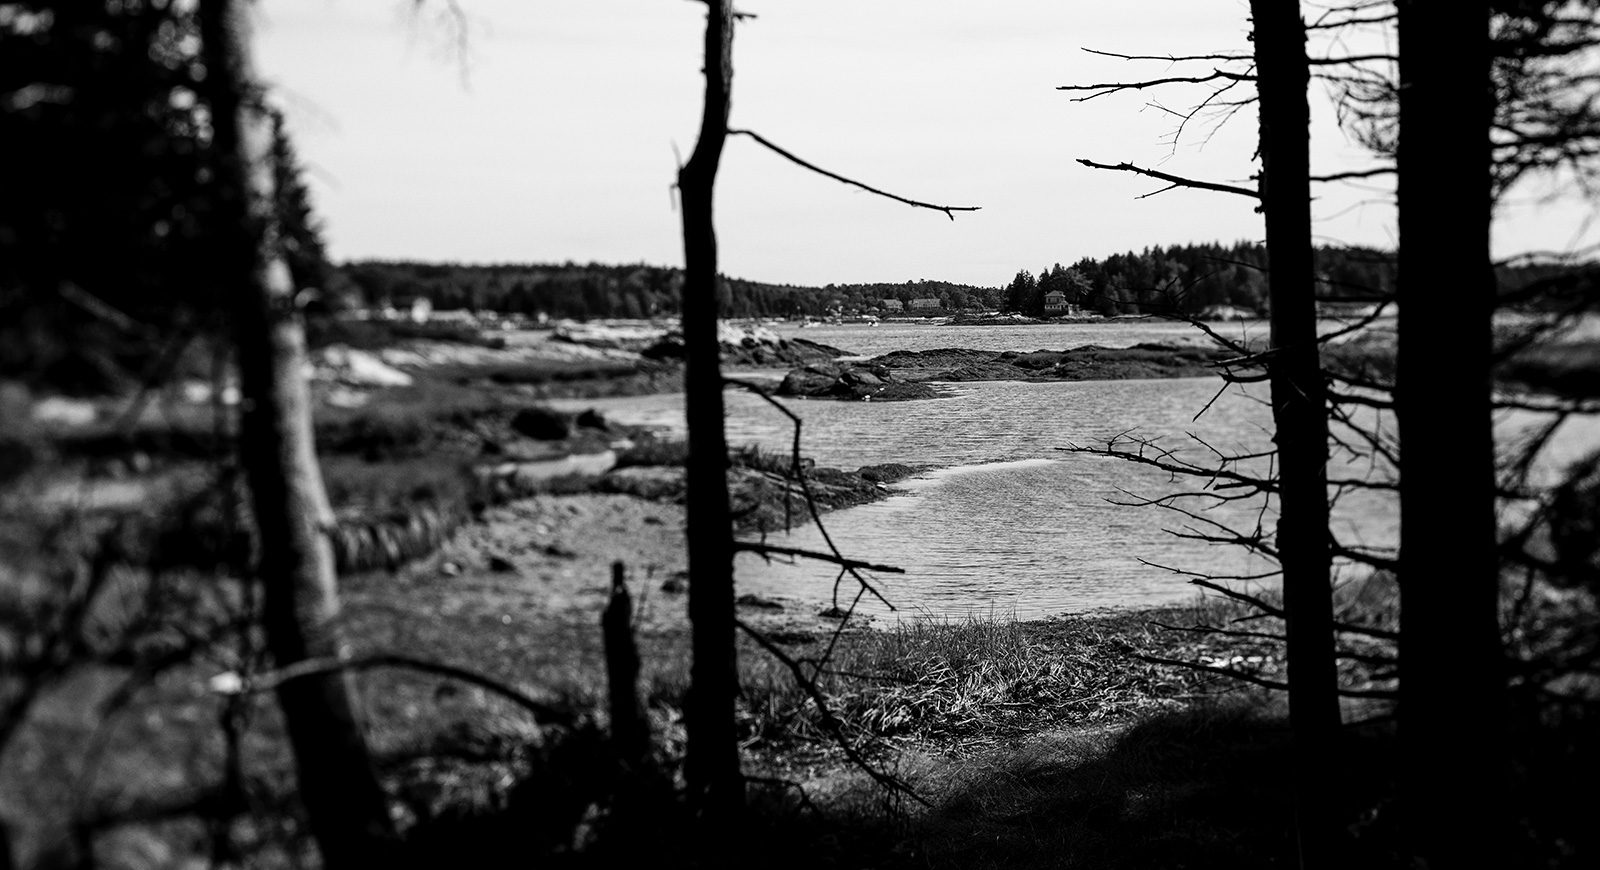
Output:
[{"xmin": 547, "ymin": 374, "xmax": 1600, "ymax": 621}]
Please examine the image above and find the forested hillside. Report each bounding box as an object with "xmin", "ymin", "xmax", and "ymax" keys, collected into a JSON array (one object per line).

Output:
[{"xmin": 337, "ymin": 242, "xmax": 1414, "ymax": 320}]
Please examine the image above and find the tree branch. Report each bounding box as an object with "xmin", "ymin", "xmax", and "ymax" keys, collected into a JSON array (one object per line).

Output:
[
  {"xmin": 1076, "ymin": 158, "xmax": 1259, "ymax": 199},
  {"xmin": 734, "ymin": 542, "xmax": 905, "ymax": 574},
  {"xmin": 242, "ymin": 653, "xmax": 576, "ymax": 726},
  {"xmin": 727, "ymin": 129, "xmax": 980, "ymax": 220},
  {"xmin": 1058, "ymin": 68, "xmax": 1257, "ymax": 101}
]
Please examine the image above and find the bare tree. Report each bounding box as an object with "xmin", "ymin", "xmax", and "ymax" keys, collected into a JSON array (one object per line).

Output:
[
  {"xmin": 677, "ymin": 0, "xmax": 743, "ymax": 831},
  {"xmin": 1065, "ymin": 9, "xmax": 1365, "ymax": 863},
  {"xmin": 198, "ymin": 0, "xmax": 400, "ymax": 863},
  {"xmin": 673, "ymin": 1, "xmax": 976, "ymax": 835},
  {"xmin": 1249, "ymin": 4, "xmax": 1343, "ymax": 867}
]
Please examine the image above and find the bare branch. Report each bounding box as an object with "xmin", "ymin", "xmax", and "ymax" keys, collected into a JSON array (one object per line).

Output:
[
  {"xmin": 1307, "ymin": 53, "xmax": 1400, "ymax": 66},
  {"xmin": 728, "ymin": 129, "xmax": 980, "ymax": 220},
  {"xmin": 1082, "ymin": 47, "xmax": 1252, "ymax": 63},
  {"xmin": 1058, "ymin": 68, "xmax": 1257, "ymax": 101},
  {"xmin": 1076, "ymin": 158, "xmax": 1259, "ymax": 199},
  {"xmin": 1307, "ymin": 12, "xmax": 1398, "ymax": 31},
  {"xmin": 1309, "ymin": 166, "xmax": 1397, "ymax": 183},
  {"xmin": 245, "ymin": 653, "xmax": 575, "ymax": 725},
  {"xmin": 724, "ymin": 377, "xmax": 901, "ymax": 612},
  {"xmin": 734, "ymin": 542, "xmax": 905, "ymax": 575}
]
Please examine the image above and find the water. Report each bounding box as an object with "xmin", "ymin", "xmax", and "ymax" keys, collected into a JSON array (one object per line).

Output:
[
  {"xmin": 777, "ymin": 319, "xmax": 1261, "ymax": 359},
  {"xmin": 539, "ymin": 315, "xmax": 1599, "ymax": 621},
  {"xmin": 555, "ymin": 371, "xmax": 1600, "ymax": 622},
  {"xmin": 557, "ymin": 377, "xmax": 1407, "ymax": 621}
]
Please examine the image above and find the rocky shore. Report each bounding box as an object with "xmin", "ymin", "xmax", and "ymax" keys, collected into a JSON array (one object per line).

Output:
[
  {"xmin": 869, "ymin": 343, "xmax": 1236, "ymax": 383},
  {"xmin": 769, "ymin": 342, "xmax": 1235, "ymax": 401},
  {"xmin": 776, "ymin": 362, "xmax": 941, "ymax": 401}
]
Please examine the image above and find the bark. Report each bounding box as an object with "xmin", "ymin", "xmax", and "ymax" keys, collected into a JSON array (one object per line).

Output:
[
  {"xmin": 199, "ymin": 2, "xmax": 400, "ymax": 864},
  {"xmin": 678, "ymin": 0, "xmax": 743, "ymax": 828},
  {"xmin": 1250, "ymin": 3, "xmax": 1343, "ymax": 866},
  {"xmin": 1396, "ymin": 2, "xmax": 1509, "ymax": 865}
]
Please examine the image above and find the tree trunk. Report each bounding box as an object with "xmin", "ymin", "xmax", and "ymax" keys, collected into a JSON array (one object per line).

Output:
[
  {"xmin": 1396, "ymin": 2, "xmax": 1508, "ymax": 865},
  {"xmin": 603, "ymin": 561, "xmax": 648, "ymax": 769},
  {"xmin": 678, "ymin": 0, "xmax": 743, "ymax": 829},
  {"xmin": 1249, "ymin": 3, "xmax": 1343, "ymax": 866},
  {"xmin": 199, "ymin": 2, "xmax": 400, "ymax": 864}
]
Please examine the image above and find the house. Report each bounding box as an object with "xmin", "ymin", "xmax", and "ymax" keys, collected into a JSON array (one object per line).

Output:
[
  {"xmin": 880, "ymin": 299, "xmax": 904, "ymax": 312},
  {"xmin": 1043, "ymin": 290, "xmax": 1069, "ymax": 315},
  {"xmin": 908, "ymin": 297, "xmax": 942, "ymax": 312}
]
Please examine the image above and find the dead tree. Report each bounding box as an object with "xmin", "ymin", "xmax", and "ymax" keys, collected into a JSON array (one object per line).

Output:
[
  {"xmin": 198, "ymin": 0, "xmax": 400, "ymax": 863},
  {"xmin": 1395, "ymin": 1, "xmax": 1510, "ymax": 864},
  {"xmin": 678, "ymin": 0, "xmax": 742, "ymax": 829},
  {"xmin": 1065, "ymin": 11, "xmax": 1374, "ymax": 863},
  {"xmin": 1249, "ymin": 2, "xmax": 1343, "ymax": 866},
  {"xmin": 674, "ymin": 1, "xmax": 977, "ymax": 830}
]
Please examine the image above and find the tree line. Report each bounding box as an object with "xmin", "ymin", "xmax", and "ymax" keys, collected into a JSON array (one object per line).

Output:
[
  {"xmin": 337, "ymin": 243, "xmax": 1388, "ymax": 322},
  {"xmin": 338, "ymin": 260, "xmax": 999, "ymax": 319},
  {"xmin": 340, "ymin": 244, "xmax": 1575, "ymax": 322}
]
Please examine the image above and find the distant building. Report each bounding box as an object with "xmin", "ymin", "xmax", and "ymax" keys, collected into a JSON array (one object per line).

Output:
[
  {"xmin": 1043, "ymin": 290, "xmax": 1069, "ymax": 314},
  {"xmin": 408, "ymin": 297, "xmax": 433, "ymax": 323},
  {"xmin": 908, "ymin": 297, "xmax": 942, "ymax": 312},
  {"xmin": 880, "ymin": 299, "xmax": 904, "ymax": 312}
]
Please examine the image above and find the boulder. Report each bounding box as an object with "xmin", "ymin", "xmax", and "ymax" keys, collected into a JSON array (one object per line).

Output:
[
  {"xmin": 778, "ymin": 363, "xmax": 844, "ymax": 397},
  {"xmin": 510, "ymin": 406, "xmax": 570, "ymax": 440},
  {"xmin": 776, "ymin": 362, "xmax": 936, "ymax": 401}
]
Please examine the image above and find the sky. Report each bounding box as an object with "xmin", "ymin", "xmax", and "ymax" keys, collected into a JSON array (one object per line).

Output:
[{"xmin": 253, "ymin": 0, "xmax": 1599, "ymax": 288}]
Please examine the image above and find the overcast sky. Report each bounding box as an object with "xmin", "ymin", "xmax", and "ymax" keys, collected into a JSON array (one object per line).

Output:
[{"xmin": 253, "ymin": 1, "xmax": 1597, "ymax": 287}]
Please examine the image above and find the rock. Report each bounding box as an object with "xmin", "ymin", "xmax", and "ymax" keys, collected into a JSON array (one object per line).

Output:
[
  {"xmin": 311, "ymin": 344, "xmax": 415, "ymax": 387},
  {"xmin": 641, "ymin": 334, "xmax": 687, "ymax": 360},
  {"xmin": 551, "ymin": 321, "xmax": 664, "ymax": 351},
  {"xmin": 661, "ymin": 571, "xmax": 689, "ymax": 593},
  {"xmin": 595, "ymin": 466, "xmax": 681, "ymax": 498},
  {"xmin": 778, "ymin": 363, "xmax": 843, "ymax": 397},
  {"xmin": 858, "ymin": 463, "xmax": 920, "ymax": 484},
  {"xmin": 647, "ymin": 326, "xmax": 851, "ymax": 367},
  {"xmin": 510, "ymin": 406, "xmax": 571, "ymax": 440},
  {"xmin": 575, "ymin": 408, "xmax": 609, "ymax": 431},
  {"xmin": 818, "ymin": 606, "xmax": 850, "ymax": 619},
  {"xmin": 776, "ymin": 362, "xmax": 935, "ymax": 401},
  {"xmin": 541, "ymin": 542, "xmax": 577, "ymax": 558},
  {"xmin": 736, "ymin": 593, "xmax": 784, "ymax": 611},
  {"xmin": 487, "ymin": 555, "xmax": 517, "ymax": 573},
  {"xmin": 440, "ymin": 560, "xmax": 462, "ymax": 577}
]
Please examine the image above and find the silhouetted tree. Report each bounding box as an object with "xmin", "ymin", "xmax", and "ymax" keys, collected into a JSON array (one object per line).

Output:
[
  {"xmin": 199, "ymin": 0, "xmax": 401, "ymax": 864},
  {"xmin": 1249, "ymin": 3, "xmax": 1343, "ymax": 865},
  {"xmin": 1395, "ymin": 2, "xmax": 1509, "ymax": 865},
  {"xmin": 677, "ymin": 0, "xmax": 743, "ymax": 834}
]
